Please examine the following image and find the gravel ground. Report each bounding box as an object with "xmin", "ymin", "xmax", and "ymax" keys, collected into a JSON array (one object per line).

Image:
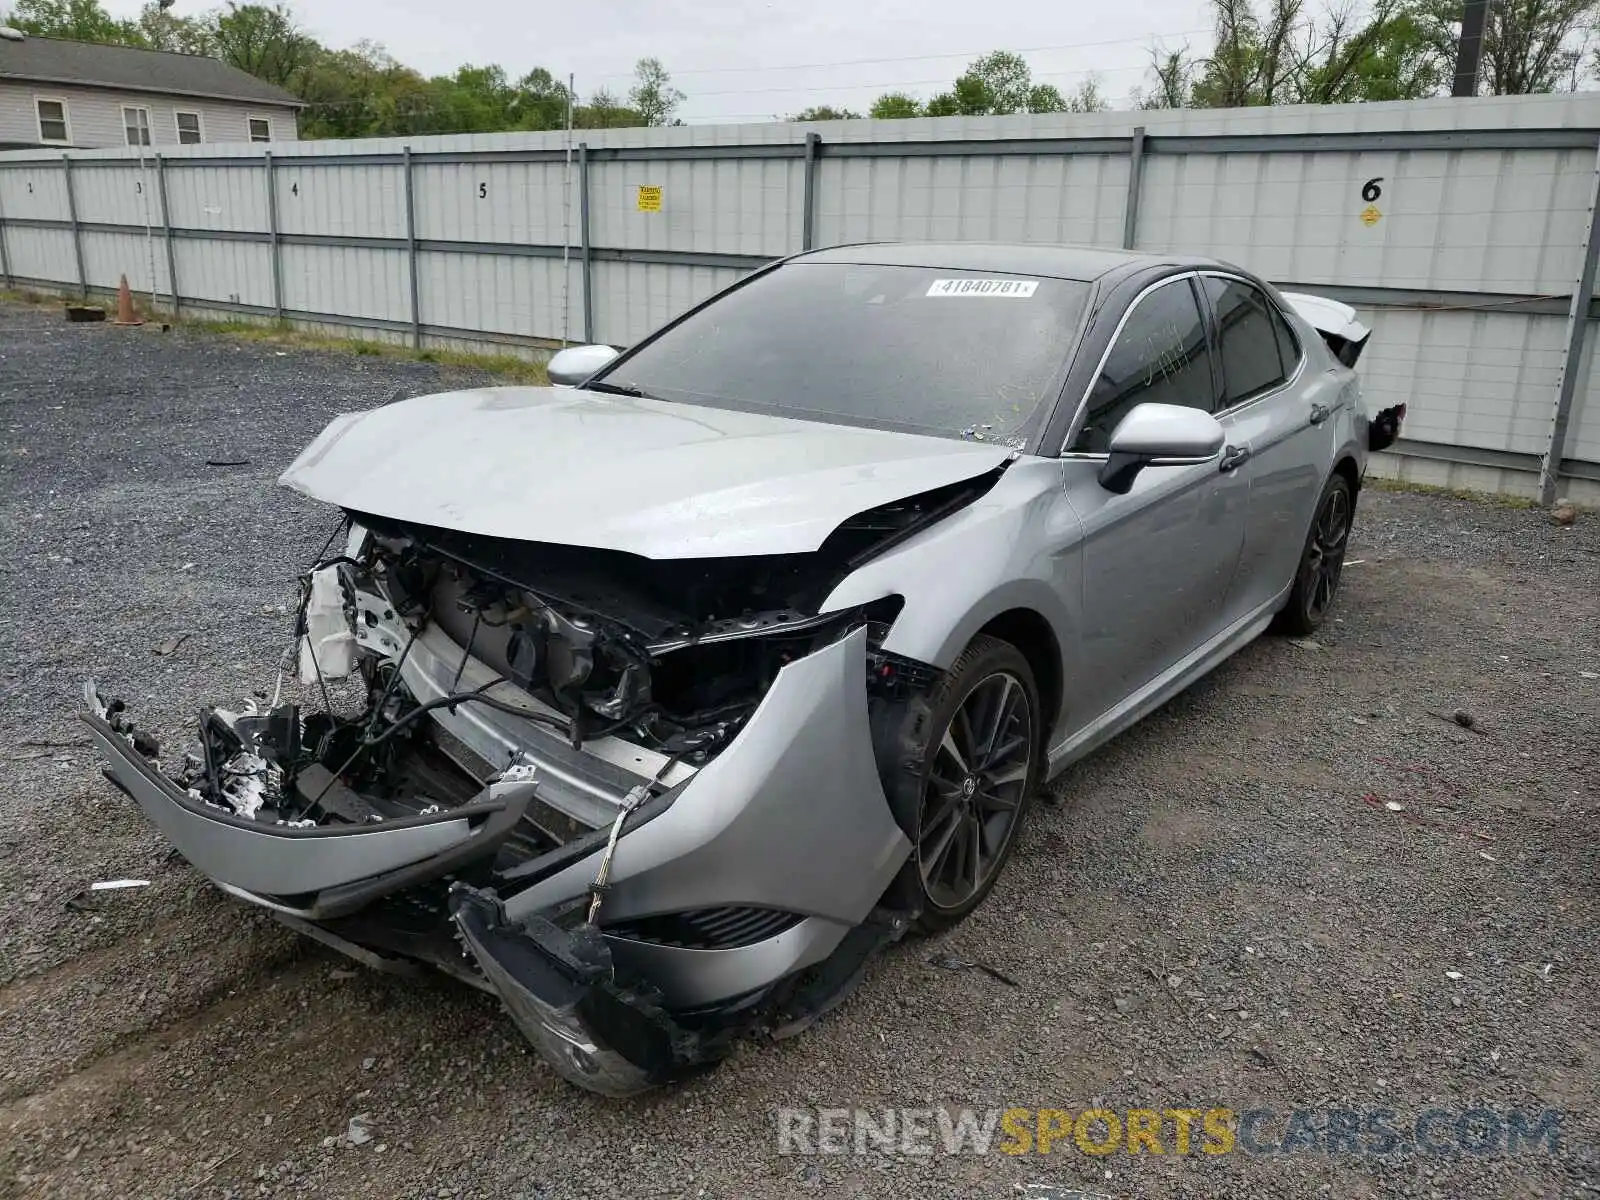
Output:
[{"xmin": 0, "ymin": 299, "xmax": 1596, "ymax": 1200}]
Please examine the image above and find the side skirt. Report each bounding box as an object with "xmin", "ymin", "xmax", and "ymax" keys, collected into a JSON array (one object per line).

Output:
[{"xmin": 1044, "ymin": 586, "xmax": 1290, "ymax": 779}]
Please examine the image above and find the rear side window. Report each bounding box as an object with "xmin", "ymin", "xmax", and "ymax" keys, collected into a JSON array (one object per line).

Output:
[
  {"xmin": 1203, "ymin": 276, "xmax": 1295, "ymax": 406},
  {"xmin": 1069, "ymin": 277, "xmax": 1212, "ymax": 453}
]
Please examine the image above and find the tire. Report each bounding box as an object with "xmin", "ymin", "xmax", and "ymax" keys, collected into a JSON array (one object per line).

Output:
[
  {"xmin": 1273, "ymin": 472, "xmax": 1354, "ymax": 637},
  {"xmin": 874, "ymin": 635, "xmax": 1043, "ymax": 935}
]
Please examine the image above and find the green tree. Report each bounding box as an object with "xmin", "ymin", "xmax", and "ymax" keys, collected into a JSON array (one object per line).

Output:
[
  {"xmin": 509, "ymin": 68, "xmax": 574, "ymax": 131},
  {"xmin": 628, "ymin": 56, "xmax": 684, "ymax": 126},
  {"xmin": 576, "ymin": 86, "xmax": 643, "ymax": 129},
  {"xmin": 1026, "ymin": 83, "xmax": 1067, "ymax": 112},
  {"xmin": 1025, "ymin": 79, "xmax": 1108, "ymax": 112},
  {"xmin": 1185, "ymin": 0, "xmax": 1451, "ymax": 106},
  {"xmin": 961, "ymin": 49, "xmax": 1033, "ymax": 113},
  {"xmin": 207, "ymin": 2, "xmax": 313, "ymax": 88},
  {"xmin": 5, "ymin": 0, "xmax": 141, "ymax": 42},
  {"xmin": 1133, "ymin": 46, "xmax": 1197, "ymax": 108},
  {"xmin": 923, "ymin": 50, "xmax": 1084, "ymax": 116},
  {"xmin": 790, "ymin": 105, "xmax": 861, "ymax": 120},
  {"xmin": 1178, "ymin": 0, "xmax": 1595, "ymax": 107},
  {"xmin": 926, "ymin": 72, "xmax": 991, "ymax": 116},
  {"xmin": 134, "ymin": 2, "xmax": 212, "ymax": 53},
  {"xmin": 869, "ymin": 91, "xmax": 922, "ymax": 118},
  {"xmin": 1405, "ymin": 0, "xmax": 1596, "ymax": 94},
  {"xmin": 298, "ymin": 42, "xmax": 415, "ymax": 137}
]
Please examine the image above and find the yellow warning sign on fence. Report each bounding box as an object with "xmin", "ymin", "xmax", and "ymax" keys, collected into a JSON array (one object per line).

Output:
[
  {"xmin": 1359, "ymin": 204, "xmax": 1382, "ymax": 226},
  {"xmin": 636, "ymin": 185, "xmax": 663, "ymax": 212}
]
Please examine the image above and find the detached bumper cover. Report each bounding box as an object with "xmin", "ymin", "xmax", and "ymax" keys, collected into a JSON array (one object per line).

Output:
[{"xmin": 82, "ymin": 711, "xmax": 531, "ymax": 916}]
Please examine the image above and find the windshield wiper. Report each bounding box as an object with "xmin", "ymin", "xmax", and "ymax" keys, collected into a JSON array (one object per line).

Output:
[{"xmin": 582, "ymin": 379, "xmax": 646, "ymax": 397}]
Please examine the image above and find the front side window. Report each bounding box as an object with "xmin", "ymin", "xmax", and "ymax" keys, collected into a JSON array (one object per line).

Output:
[
  {"xmin": 1203, "ymin": 276, "xmax": 1294, "ymax": 407},
  {"xmin": 123, "ymin": 106, "xmax": 151, "ymax": 146},
  {"xmin": 594, "ymin": 262, "xmax": 1092, "ymax": 444},
  {"xmin": 1069, "ymin": 277, "xmax": 1213, "ymax": 453},
  {"xmin": 248, "ymin": 117, "xmax": 271, "ymax": 142},
  {"xmin": 175, "ymin": 111, "xmax": 203, "ymax": 144},
  {"xmin": 36, "ymin": 98, "xmax": 69, "ymax": 143}
]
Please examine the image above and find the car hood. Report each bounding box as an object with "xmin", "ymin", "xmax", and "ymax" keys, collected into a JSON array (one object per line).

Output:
[{"xmin": 279, "ymin": 386, "xmax": 1012, "ymax": 558}]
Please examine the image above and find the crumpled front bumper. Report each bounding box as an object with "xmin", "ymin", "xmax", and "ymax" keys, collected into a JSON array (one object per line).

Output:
[
  {"xmin": 82, "ymin": 709, "xmax": 533, "ymax": 919},
  {"xmin": 82, "ymin": 623, "xmax": 914, "ymax": 1092}
]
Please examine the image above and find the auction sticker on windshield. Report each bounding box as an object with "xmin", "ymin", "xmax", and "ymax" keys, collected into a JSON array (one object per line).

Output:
[{"xmin": 926, "ymin": 278, "xmax": 1039, "ymax": 298}]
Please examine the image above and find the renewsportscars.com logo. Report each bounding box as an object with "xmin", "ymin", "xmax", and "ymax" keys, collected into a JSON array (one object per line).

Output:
[{"xmin": 775, "ymin": 1107, "xmax": 1564, "ymax": 1157}]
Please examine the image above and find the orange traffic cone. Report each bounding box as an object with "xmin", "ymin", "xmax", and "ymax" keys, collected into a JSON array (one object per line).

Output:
[{"xmin": 112, "ymin": 274, "xmax": 143, "ymax": 327}]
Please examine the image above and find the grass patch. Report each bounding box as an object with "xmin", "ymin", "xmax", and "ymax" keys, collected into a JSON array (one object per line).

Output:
[
  {"xmin": 177, "ymin": 318, "xmax": 549, "ymax": 384},
  {"xmin": 0, "ymin": 286, "xmax": 74, "ymax": 308},
  {"xmin": 1365, "ymin": 475, "xmax": 1542, "ymax": 509},
  {"xmin": 1, "ymin": 293, "xmax": 549, "ymax": 382}
]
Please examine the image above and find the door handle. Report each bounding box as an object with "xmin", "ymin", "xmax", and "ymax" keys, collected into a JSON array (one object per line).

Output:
[
  {"xmin": 1309, "ymin": 403, "xmax": 1330, "ymax": 426},
  {"xmin": 1219, "ymin": 444, "xmax": 1252, "ymax": 472}
]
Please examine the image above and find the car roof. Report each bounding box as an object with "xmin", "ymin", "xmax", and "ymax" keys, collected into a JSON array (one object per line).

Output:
[{"xmin": 794, "ymin": 241, "xmax": 1214, "ymax": 283}]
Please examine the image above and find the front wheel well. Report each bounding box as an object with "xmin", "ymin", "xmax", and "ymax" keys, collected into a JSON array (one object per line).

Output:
[{"xmin": 976, "ymin": 608, "xmax": 1063, "ymax": 738}]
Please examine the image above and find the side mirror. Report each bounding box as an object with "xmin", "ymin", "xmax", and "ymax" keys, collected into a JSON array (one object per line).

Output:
[
  {"xmin": 1098, "ymin": 403, "xmax": 1225, "ymax": 495},
  {"xmin": 548, "ymin": 344, "xmax": 620, "ymax": 387}
]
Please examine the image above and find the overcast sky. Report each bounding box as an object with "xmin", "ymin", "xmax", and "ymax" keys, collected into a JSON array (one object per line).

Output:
[{"xmin": 104, "ymin": 0, "xmax": 1216, "ymax": 122}]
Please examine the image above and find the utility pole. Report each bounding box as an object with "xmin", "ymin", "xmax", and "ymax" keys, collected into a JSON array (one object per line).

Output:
[{"xmin": 1452, "ymin": 0, "xmax": 1491, "ymax": 96}]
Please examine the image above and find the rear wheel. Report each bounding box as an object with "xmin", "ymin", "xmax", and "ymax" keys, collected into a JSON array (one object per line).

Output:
[
  {"xmin": 1273, "ymin": 472, "xmax": 1353, "ymax": 636},
  {"xmin": 877, "ymin": 635, "xmax": 1042, "ymax": 934}
]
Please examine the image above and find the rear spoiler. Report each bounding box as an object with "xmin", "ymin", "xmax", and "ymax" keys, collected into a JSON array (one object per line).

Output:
[{"xmin": 1282, "ymin": 291, "xmax": 1371, "ymax": 368}]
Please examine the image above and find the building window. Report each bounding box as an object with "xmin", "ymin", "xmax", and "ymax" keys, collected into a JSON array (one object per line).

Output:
[
  {"xmin": 175, "ymin": 111, "xmax": 203, "ymax": 144},
  {"xmin": 35, "ymin": 97, "xmax": 70, "ymax": 144},
  {"xmin": 123, "ymin": 106, "xmax": 151, "ymax": 146},
  {"xmin": 248, "ymin": 116, "xmax": 271, "ymax": 142}
]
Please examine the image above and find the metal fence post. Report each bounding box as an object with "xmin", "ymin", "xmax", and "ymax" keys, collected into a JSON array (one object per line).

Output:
[
  {"xmin": 1539, "ymin": 137, "xmax": 1600, "ymax": 505},
  {"xmin": 801, "ymin": 131, "xmax": 821, "ymax": 251},
  {"xmin": 403, "ymin": 146, "xmax": 422, "ymax": 349},
  {"xmin": 155, "ymin": 154, "xmax": 179, "ymax": 316},
  {"xmin": 1122, "ymin": 126, "xmax": 1147, "ymax": 251},
  {"xmin": 63, "ymin": 154, "xmax": 85, "ymax": 298},
  {"xmin": 0, "ymin": 170, "xmax": 12, "ymax": 290},
  {"xmin": 579, "ymin": 141, "xmax": 593, "ymax": 344},
  {"xmin": 264, "ymin": 150, "xmax": 284, "ymax": 321}
]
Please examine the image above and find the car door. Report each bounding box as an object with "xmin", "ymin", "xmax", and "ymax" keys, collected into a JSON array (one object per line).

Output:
[
  {"xmin": 1058, "ymin": 273, "xmax": 1251, "ymax": 729},
  {"xmin": 1198, "ymin": 273, "xmax": 1337, "ymax": 624}
]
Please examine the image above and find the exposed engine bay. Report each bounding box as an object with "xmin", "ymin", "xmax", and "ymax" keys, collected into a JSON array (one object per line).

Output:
[{"xmin": 166, "ymin": 471, "xmax": 989, "ymax": 854}]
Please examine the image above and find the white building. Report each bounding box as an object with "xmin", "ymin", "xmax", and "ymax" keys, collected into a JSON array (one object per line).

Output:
[{"xmin": 0, "ymin": 28, "xmax": 302, "ymax": 150}]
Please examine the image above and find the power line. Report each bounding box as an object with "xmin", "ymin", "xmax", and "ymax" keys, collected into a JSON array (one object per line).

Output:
[
  {"xmin": 680, "ymin": 61, "xmax": 1155, "ymax": 100},
  {"xmin": 587, "ymin": 27, "xmax": 1213, "ymax": 83}
]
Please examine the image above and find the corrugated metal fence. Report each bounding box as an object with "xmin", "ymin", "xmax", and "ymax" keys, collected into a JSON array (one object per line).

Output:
[{"xmin": 3, "ymin": 93, "xmax": 1600, "ymax": 503}]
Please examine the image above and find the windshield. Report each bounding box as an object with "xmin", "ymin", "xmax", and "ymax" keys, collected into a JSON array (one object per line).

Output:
[{"xmin": 592, "ymin": 262, "xmax": 1092, "ymax": 446}]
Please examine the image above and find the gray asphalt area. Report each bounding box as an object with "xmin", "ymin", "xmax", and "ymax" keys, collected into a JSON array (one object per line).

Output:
[{"xmin": 0, "ymin": 299, "xmax": 1596, "ymax": 1199}]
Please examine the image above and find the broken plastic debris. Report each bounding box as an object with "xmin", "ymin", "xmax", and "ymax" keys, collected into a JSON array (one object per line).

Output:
[
  {"xmin": 1479, "ymin": 850, "xmax": 1498, "ymax": 862},
  {"xmin": 299, "ymin": 565, "xmax": 356, "ymax": 684},
  {"xmin": 1384, "ymin": 801, "xmax": 1405, "ymax": 812},
  {"xmin": 89, "ymin": 879, "xmax": 150, "ymax": 891},
  {"xmin": 346, "ymin": 1114, "xmax": 374, "ymax": 1146},
  {"xmin": 1445, "ymin": 970, "xmax": 1464, "ymax": 981}
]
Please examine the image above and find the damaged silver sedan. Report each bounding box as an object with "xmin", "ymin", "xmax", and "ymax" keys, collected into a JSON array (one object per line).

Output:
[{"xmin": 83, "ymin": 243, "xmax": 1400, "ymax": 1095}]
